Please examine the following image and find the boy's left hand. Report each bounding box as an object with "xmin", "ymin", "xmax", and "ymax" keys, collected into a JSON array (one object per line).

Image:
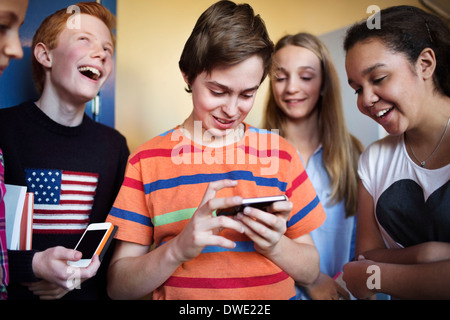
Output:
[{"xmin": 236, "ymin": 199, "xmax": 292, "ymax": 255}]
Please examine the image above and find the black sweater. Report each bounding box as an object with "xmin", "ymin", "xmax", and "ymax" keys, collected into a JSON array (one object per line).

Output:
[{"xmin": 0, "ymin": 101, "xmax": 129, "ymax": 299}]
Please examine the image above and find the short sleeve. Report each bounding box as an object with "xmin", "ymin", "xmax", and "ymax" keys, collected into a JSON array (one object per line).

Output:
[{"xmin": 106, "ymin": 159, "xmax": 153, "ymax": 246}]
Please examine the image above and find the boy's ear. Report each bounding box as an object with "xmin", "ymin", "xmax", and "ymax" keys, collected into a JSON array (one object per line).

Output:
[
  {"xmin": 181, "ymin": 71, "xmax": 193, "ymax": 92},
  {"xmin": 181, "ymin": 71, "xmax": 190, "ymax": 86},
  {"xmin": 417, "ymin": 47, "xmax": 436, "ymax": 81},
  {"xmin": 34, "ymin": 42, "xmax": 53, "ymax": 68}
]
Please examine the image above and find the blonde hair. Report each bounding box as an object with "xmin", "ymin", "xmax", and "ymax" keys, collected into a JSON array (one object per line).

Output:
[
  {"xmin": 263, "ymin": 33, "xmax": 363, "ymax": 217},
  {"xmin": 31, "ymin": 2, "xmax": 116, "ymax": 93}
]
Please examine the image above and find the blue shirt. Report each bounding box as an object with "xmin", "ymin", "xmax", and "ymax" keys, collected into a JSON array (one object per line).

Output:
[
  {"xmin": 295, "ymin": 146, "xmax": 356, "ymax": 299},
  {"xmin": 303, "ymin": 146, "xmax": 355, "ymax": 277}
]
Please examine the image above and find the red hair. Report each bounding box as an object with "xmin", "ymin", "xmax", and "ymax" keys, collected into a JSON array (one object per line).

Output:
[{"xmin": 31, "ymin": 2, "xmax": 116, "ymax": 93}]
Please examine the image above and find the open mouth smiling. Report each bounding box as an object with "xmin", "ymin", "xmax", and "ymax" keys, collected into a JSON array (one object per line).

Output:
[
  {"xmin": 214, "ymin": 116, "xmax": 235, "ymax": 125},
  {"xmin": 374, "ymin": 107, "xmax": 394, "ymax": 118},
  {"xmin": 78, "ymin": 66, "xmax": 102, "ymax": 81}
]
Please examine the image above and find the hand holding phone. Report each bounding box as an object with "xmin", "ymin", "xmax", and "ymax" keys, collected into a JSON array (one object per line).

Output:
[
  {"xmin": 67, "ymin": 222, "xmax": 117, "ymax": 267},
  {"xmin": 216, "ymin": 195, "xmax": 288, "ymax": 216}
]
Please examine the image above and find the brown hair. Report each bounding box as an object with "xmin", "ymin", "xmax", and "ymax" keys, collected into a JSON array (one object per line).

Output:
[
  {"xmin": 31, "ymin": 1, "xmax": 116, "ymax": 93},
  {"xmin": 264, "ymin": 33, "xmax": 363, "ymax": 217},
  {"xmin": 179, "ymin": 0, "xmax": 273, "ymax": 91}
]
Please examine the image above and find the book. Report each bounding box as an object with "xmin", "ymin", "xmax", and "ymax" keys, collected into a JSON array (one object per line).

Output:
[
  {"xmin": 19, "ymin": 192, "xmax": 34, "ymax": 250},
  {"xmin": 4, "ymin": 184, "xmax": 34, "ymax": 250}
]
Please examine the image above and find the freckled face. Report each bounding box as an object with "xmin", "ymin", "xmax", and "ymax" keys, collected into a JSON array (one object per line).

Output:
[{"xmin": 46, "ymin": 14, "xmax": 114, "ymax": 104}]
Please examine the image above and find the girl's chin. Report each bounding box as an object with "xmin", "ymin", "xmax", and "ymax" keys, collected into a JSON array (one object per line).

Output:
[{"xmin": 381, "ymin": 122, "xmax": 407, "ymax": 137}]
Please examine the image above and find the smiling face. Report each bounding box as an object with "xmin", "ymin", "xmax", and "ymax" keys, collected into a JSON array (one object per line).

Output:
[
  {"xmin": 185, "ymin": 55, "xmax": 264, "ymax": 139},
  {"xmin": 0, "ymin": 0, "xmax": 28, "ymax": 76},
  {"xmin": 271, "ymin": 45, "xmax": 322, "ymax": 121},
  {"xmin": 345, "ymin": 39, "xmax": 425, "ymax": 135},
  {"xmin": 42, "ymin": 13, "xmax": 114, "ymax": 104}
]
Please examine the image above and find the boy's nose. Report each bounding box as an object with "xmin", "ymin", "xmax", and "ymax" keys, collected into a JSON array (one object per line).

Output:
[
  {"xmin": 222, "ymin": 96, "xmax": 239, "ymax": 118},
  {"xmin": 91, "ymin": 42, "xmax": 107, "ymax": 61}
]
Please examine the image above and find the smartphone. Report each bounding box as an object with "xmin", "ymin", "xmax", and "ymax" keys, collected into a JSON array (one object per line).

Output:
[
  {"xmin": 216, "ymin": 195, "xmax": 288, "ymax": 216},
  {"xmin": 67, "ymin": 222, "xmax": 117, "ymax": 267}
]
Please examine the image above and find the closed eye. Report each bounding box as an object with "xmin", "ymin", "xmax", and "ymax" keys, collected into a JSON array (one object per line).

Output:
[
  {"xmin": 241, "ymin": 92, "xmax": 255, "ymax": 99},
  {"xmin": 272, "ymin": 71, "xmax": 287, "ymax": 82},
  {"xmin": 211, "ymin": 90, "xmax": 226, "ymax": 97},
  {"xmin": 352, "ymin": 86, "xmax": 362, "ymax": 95},
  {"xmin": 104, "ymin": 46, "xmax": 114, "ymax": 56},
  {"xmin": 373, "ymin": 76, "xmax": 387, "ymax": 84}
]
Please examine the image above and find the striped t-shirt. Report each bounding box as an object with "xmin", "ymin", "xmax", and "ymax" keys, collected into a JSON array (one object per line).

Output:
[{"xmin": 107, "ymin": 123, "xmax": 326, "ymax": 299}]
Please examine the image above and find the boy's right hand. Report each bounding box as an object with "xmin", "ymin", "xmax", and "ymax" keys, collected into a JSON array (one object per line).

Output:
[
  {"xmin": 171, "ymin": 179, "xmax": 245, "ymax": 263},
  {"xmin": 31, "ymin": 246, "xmax": 100, "ymax": 290}
]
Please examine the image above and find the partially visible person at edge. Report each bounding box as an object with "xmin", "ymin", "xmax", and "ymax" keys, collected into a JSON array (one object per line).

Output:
[
  {"xmin": 0, "ymin": 2, "xmax": 129, "ymax": 299},
  {"xmin": 263, "ymin": 32, "xmax": 363, "ymax": 300},
  {"xmin": 0, "ymin": 0, "xmax": 29, "ymax": 300},
  {"xmin": 106, "ymin": 0, "xmax": 326, "ymax": 300},
  {"xmin": 342, "ymin": 5, "xmax": 450, "ymax": 299}
]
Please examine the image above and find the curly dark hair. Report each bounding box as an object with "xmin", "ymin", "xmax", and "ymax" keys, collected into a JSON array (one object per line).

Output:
[{"xmin": 344, "ymin": 5, "xmax": 450, "ymax": 97}]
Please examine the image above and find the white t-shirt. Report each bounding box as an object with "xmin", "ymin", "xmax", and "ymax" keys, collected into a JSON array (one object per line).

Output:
[{"xmin": 358, "ymin": 134, "xmax": 450, "ymax": 248}]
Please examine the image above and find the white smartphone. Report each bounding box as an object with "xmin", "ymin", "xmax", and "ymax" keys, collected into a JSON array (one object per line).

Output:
[
  {"xmin": 216, "ymin": 195, "xmax": 288, "ymax": 216},
  {"xmin": 67, "ymin": 222, "xmax": 116, "ymax": 268}
]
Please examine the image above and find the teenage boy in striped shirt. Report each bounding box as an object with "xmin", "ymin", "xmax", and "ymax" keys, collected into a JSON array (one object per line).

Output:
[{"xmin": 106, "ymin": 0, "xmax": 326, "ymax": 300}]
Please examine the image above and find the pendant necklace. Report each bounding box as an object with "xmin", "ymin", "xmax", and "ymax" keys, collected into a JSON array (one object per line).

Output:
[{"xmin": 409, "ymin": 116, "xmax": 450, "ymax": 168}]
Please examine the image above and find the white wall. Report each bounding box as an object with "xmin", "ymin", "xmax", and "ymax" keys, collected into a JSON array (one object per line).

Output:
[{"xmin": 319, "ymin": 27, "xmax": 385, "ymax": 147}]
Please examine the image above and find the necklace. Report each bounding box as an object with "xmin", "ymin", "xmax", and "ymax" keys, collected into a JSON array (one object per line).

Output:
[{"xmin": 409, "ymin": 117, "xmax": 450, "ymax": 168}]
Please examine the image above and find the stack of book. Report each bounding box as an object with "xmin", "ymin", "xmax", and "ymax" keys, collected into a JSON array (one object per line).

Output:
[{"xmin": 4, "ymin": 184, "xmax": 34, "ymax": 250}]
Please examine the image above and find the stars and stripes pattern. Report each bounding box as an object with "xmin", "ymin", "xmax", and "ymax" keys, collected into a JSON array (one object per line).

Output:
[{"xmin": 25, "ymin": 169, "xmax": 98, "ymax": 234}]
